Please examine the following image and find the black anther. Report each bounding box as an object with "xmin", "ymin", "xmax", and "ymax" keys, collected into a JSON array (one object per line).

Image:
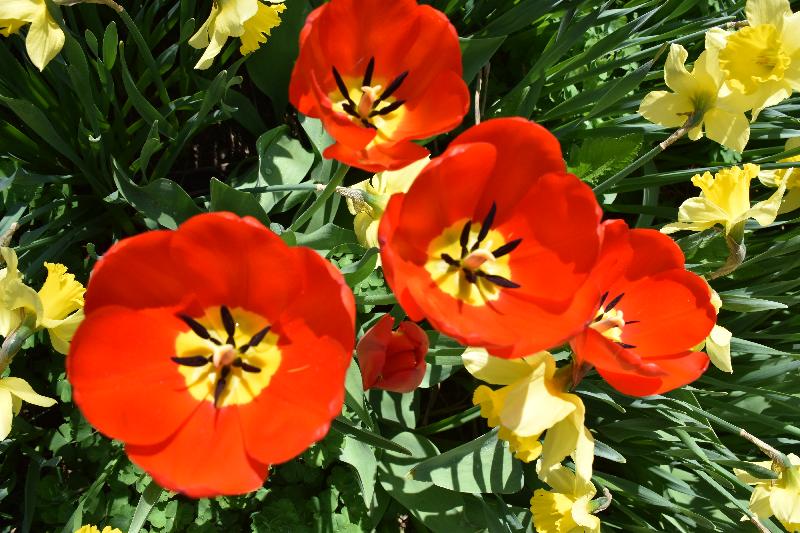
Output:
[
  {"xmin": 233, "ymin": 359, "xmax": 262, "ymax": 373},
  {"xmin": 361, "ymin": 118, "xmax": 377, "ymax": 129},
  {"xmin": 214, "ymin": 366, "xmax": 231, "ymax": 407},
  {"xmin": 178, "ymin": 314, "xmax": 221, "ymax": 345},
  {"xmin": 220, "ymin": 306, "xmax": 236, "ymax": 345},
  {"xmin": 476, "ymin": 271, "xmax": 521, "ymax": 289},
  {"xmin": 459, "ymin": 220, "xmax": 472, "ymax": 258},
  {"xmin": 240, "ymin": 326, "xmax": 272, "ymax": 353},
  {"xmin": 605, "ymin": 293, "xmax": 625, "ymax": 312},
  {"xmin": 463, "ymin": 268, "xmax": 478, "ymax": 284},
  {"xmin": 332, "ymin": 67, "xmax": 354, "ymax": 105},
  {"xmin": 362, "ymin": 57, "xmax": 375, "ymax": 87},
  {"xmin": 376, "ymin": 71, "xmax": 409, "ymax": 104},
  {"xmin": 441, "ymin": 253, "xmax": 460, "ymax": 267},
  {"xmin": 342, "ymin": 102, "xmax": 360, "ymax": 118},
  {"xmin": 625, "ymin": 320, "xmax": 640, "ymax": 325},
  {"xmin": 492, "ymin": 238, "xmax": 522, "ymax": 258},
  {"xmin": 598, "ymin": 291, "xmax": 609, "ymax": 308},
  {"xmin": 171, "ymin": 355, "xmax": 211, "ymax": 367},
  {"xmin": 472, "ymin": 202, "xmax": 497, "ymax": 251},
  {"xmin": 617, "ymin": 342, "xmax": 637, "ymax": 349},
  {"xmin": 370, "ymin": 100, "xmax": 405, "ymax": 117}
]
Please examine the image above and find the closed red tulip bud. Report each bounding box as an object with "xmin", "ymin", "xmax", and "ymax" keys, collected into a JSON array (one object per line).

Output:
[{"xmin": 357, "ymin": 315, "xmax": 428, "ymax": 393}]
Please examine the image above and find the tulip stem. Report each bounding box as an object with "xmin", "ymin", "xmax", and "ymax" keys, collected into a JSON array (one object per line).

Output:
[
  {"xmin": 668, "ymin": 398, "xmax": 792, "ymax": 467},
  {"xmin": 593, "ymin": 115, "xmax": 699, "ymax": 195},
  {"xmin": 290, "ymin": 165, "xmax": 350, "ymax": 231}
]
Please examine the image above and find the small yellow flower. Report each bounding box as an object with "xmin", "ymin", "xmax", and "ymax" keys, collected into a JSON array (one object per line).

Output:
[
  {"xmin": 759, "ymin": 137, "xmax": 800, "ymax": 214},
  {"xmin": 639, "ymin": 44, "xmax": 750, "ymax": 152},
  {"xmin": 0, "ymin": 376, "xmax": 56, "ymax": 440},
  {"xmin": 189, "ymin": 0, "xmax": 285, "ymax": 70},
  {"xmin": 705, "ymin": 0, "xmax": 800, "ymax": 119},
  {"xmin": 74, "ymin": 526, "xmax": 123, "ymax": 533},
  {"xmin": 463, "ymin": 348, "xmax": 594, "ymax": 477},
  {"xmin": 530, "ymin": 463, "xmax": 601, "ymax": 533},
  {"xmin": 0, "ymin": 0, "xmax": 65, "ymax": 71},
  {"xmin": 346, "ymin": 157, "xmax": 430, "ymax": 249},
  {"xmin": 0, "ymin": 247, "xmax": 85, "ymax": 354},
  {"xmin": 661, "ymin": 164, "xmax": 784, "ymax": 237},
  {"xmin": 735, "ymin": 454, "xmax": 800, "ymax": 532}
]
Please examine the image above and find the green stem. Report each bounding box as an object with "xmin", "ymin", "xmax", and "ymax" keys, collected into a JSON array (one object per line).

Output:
[
  {"xmin": 668, "ymin": 398, "xmax": 791, "ymax": 467},
  {"xmin": 118, "ymin": 10, "xmax": 171, "ymax": 107},
  {"xmin": 0, "ymin": 318, "xmax": 36, "ymax": 375},
  {"xmin": 290, "ymin": 165, "xmax": 349, "ymax": 231},
  {"xmin": 239, "ymin": 184, "xmax": 321, "ymax": 194},
  {"xmin": 594, "ymin": 115, "xmax": 698, "ymax": 195}
]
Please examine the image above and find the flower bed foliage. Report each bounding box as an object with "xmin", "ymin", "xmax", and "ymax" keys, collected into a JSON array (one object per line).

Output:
[{"xmin": 1, "ymin": 0, "xmax": 800, "ymax": 532}]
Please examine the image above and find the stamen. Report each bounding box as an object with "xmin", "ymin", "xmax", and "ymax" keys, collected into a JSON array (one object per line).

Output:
[
  {"xmin": 370, "ymin": 100, "xmax": 405, "ymax": 117},
  {"xmin": 331, "ymin": 67, "xmax": 355, "ymax": 105},
  {"xmin": 361, "ymin": 118, "xmax": 377, "ymax": 129},
  {"xmin": 492, "ymin": 238, "xmax": 522, "ymax": 258},
  {"xmin": 476, "ymin": 271, "xmax": 521, "ymax": 289},
  {"xmin": 598, "ymin": 291, "xmax": 609, "ymax": 308},
  {"xmin": 463, "ymin": 268, "xmax": 478, "ymax": 284},
  {"xmin": 171, "ymin": 355, "xmax": 211, "ymax": 367},
  {"xmin": 617, "ymin": 342, "xmax": 636, "ymax": 349},
  {"xmin": 178, "ymin": 314, "xmax": 221, "ymax": 345},
  {"xmin": 342, "ymin": 102, "xmax": 360, "ymax": 118},
  {"xmin": 376, "ymin": 71, "xmax": 409, "ymax": 104},
  {"xmin": 214, "ymin": 366, "xmax": 231, "ymax": 407},
  {"xmin": 239, "ymin": 325, "xmax": 272, "ymax": 353},
  {"xmin": 441, "ymin": 253, "xmax": 460, "ymax": 266},
  {"xmin": 472, "ymin": 202, "xmax": 497, "ymax": 251},
  {"xmin": 233, "ymin": 359, "xmax": 262, "ymax": 373},
  {"xmin": 459, "ymin": 220, "xmax": 471, "ymax": 258},
  {"xmin": 605, "ymin": 293, "xmax": 625, "ymax": 312},
  {"xmin": 220, "ymin": 306, "xmax": 236, "ymax": 345},
  {"xmin": 625, "ymin": 320, "xmax": 640, "ymax": 325},
  {"xmin": 362, "ymin": 57, "xmax": 375, "ymax": 87}
]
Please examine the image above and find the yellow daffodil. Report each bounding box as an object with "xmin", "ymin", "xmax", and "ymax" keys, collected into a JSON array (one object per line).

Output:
[
  {"xmin": 74, "ymin": 526, "xmax": 123, "ymax": 533},
  {"xmin": 759, "ymin": 137, "xmax": 800, "ymax": 213},
  {"xmin": 345, "ymin": 157, "xmax": 430, "ymax": 249},
  {"xmin": 661, "ymin": 164, "xmax": 784, "ymax": 237},
  {"xmin": 0, "ymin": 376, "xmax": 56, "ymax": 440},
  {"xmin": 189, "ymin": 0, "xmax": 285, "ymax": 70},
  {"xmin": 735, "ymin": 454, "xmax": 800, "ymax": 532},
  {"xmin": 0, "ymin": 247, "xmax": 85, "ymax": 354},
  {"xmin": 705, "ymin": 0, "xmax": 800, "ymax": 119},
  {"xmin": 639, "ymin": 44, "xmax": 750, "ymax": 152},
  {"xmin": 697, "ymin": 288, "xmax": 733, "ymax": 373},
  {"xmin": 0, "ymin": 0, "xmax": 65, "ymax": 71},
  {"xmin": 530, "ymin": 463, "xmax": 602, "ymax": 533},
  {"xmin": 463, "ymin": 348, "xmax": 594, "ymax": 477}
]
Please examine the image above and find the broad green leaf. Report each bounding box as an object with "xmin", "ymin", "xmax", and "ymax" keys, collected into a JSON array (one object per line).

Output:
[
  {"xmin": 209, "ymin": 178, "xmax": 271, "ymax": 225},
  {"xmin": 340, "ymin": 436, "xmax": 378, "ymax": 505}
]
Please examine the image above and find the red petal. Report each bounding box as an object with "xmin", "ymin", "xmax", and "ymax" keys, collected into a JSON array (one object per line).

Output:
[
  {"xmin": 595, "ymin": 351, "xmax": 710, "ymax": 396},
  {"xmin": 126, "ymin": 403, "xmax": 268, "ymax": 498},
  {"xmin": 357, "ymin": 315, "xmax": 394, "ymax": 390},
  {"xmin": 67, "ymin": 306, "xmax": 200, "ymax": 445},
  {"xmin": 323, "ymin": 139, "xmax": 430, "ymax": 173}
]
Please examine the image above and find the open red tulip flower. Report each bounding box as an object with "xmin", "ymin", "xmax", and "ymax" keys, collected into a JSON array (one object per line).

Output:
[
  {"xmin": 570, "ymin": 220, "xmax": 716, "ymax": 396},
  {"xmin": 288, "ymin": 0, "xmax": 469, "ymax": 172},
  {"xmin": 379, "ymin": 118, "xmax": 604, "ymax": 359},
  {"xmin": 357, "ymin": 314, "xmax": 428, "ymax": 393},
  {"xmin": 66, "ymin": 213, "xmax": 355, "ymax": 498}
]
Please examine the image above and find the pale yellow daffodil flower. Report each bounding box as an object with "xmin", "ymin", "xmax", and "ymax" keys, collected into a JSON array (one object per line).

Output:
[
  {"xmin": 463, "ymin": 348, "xmax": 595, "ymax": 478},
  {"xmin": 0, "ymin": 247, "xmax": 85, "ymax": 354},
  {"xmin": 530, "ymin": 463, "xmax": 601, "ymax": 533},
  {"xmin": 345, "ymin": 157, "xmax": 430, "ymax": 249},
  {"xmin": 189, "ymin": 0, "xmax": 285, "ymax": 70},
  {"xmin": 735, "ymin": 453, "xmax": 800, "ymax": 532},
  {"xmin": 0, "ymin": 0, "xmax": 65, "ymax": 71},
  {"xmin": 705, "ymin": 0, "xmax": 800, "ymax": 119},
  {"xmin": 661, "ymin": 164, "xmax": 784, "ymax": 237},
  {"xmin": 639, "ymin": 43, "xmax": 751, "ymax": 152},
  {"xmin": 759, "ymin": 137, "xmax": 800, "ymax": 214},
  {"xmin": 0, "ymin": 376, "xmax": 56, "ymax": 440}
]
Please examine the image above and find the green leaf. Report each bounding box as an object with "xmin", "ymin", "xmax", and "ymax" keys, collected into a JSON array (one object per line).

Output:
[
  {"xmin": 331, "ymin": 417, "xmax": 413, "ymax": 456},
  {"xmin": 255, "ymin": 125, "xmax": 315, "ymax": 211},
  {"xmin": 113, "ymin": 159, "xmax": 201, "ymax": 229},
  {"xmin": 102, "ymin": 22, "xmax": 119, "ymax": 69},
  {"xmin": 719, "ymin": 294, "xmax": 788, "ymax": 312},
  {"xmin": 409, "ymin": 429, "xmax": 524, "ymax": 494},
  {"xmin": 460, "ymin": 36, "xmax": 506, "ymax": 84},
  {"xmin": 209, "ymin": 178, "xmax": 270, "ymax": 225},
  {"xmin": 340, "ymin": 436, "xmax": 378, "ymax": 505},
  {"xmin": 128, "ymin": 477, "xmax": 164, "ymax": 533},
  {"xmin": 568, "ymin": 135, "xmax": 643, "ymax": 185}
]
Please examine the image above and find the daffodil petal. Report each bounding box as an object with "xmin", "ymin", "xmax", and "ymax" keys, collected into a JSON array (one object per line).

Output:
[
  {"xmin": 0, "ymin": 0, "xmax": 40, "ymax": 21},
  {"xmin": 47, "ymin": 309, "xmax": 84, "ymax": 355},
  {"xmin": 750, "ymin": 485, "xmax": 775, "ymax": 519},
  {"xmin": 25, "ymin": 6, "xmax": 64, "ymax": 71},
  {"xmin": 213, "ymin": 0, "xmax": 258, "ymax": 37},
  {"xmin": 0, "ymin": 389, "xmax": 12, "ymax": 440},
  {"xmin": 780, "ymin": 187, "xmax": 800, "ymax": 214},
  {"xmin": 462, "ymin": 347, "xmax": 542, "ymax": 385},
  {"xmin": 663, "ymin": 43, "xmax": 693, "ymax": 94},
  {"xmin": 748, "ymin": 183, "xmax": 786, "ymax": 226},
  {"xmin": 746, "ymin": 0, "xmax": 791, "ymax": 29},
  {"xmin": 638, "ymin": 91, "xmax": 692, "ymax": 129},
  {"xmin": 0, "ymin": 377, "xmax": 56, "ymax": 407},
  {"xmin": 704, "ymin": 108, "xmax": 750, "ymax": 153}
]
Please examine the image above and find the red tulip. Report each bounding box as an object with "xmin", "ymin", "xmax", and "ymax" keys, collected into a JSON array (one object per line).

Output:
[
  {"xmin": 357, "ymin": 314, "xmax": 428, "ymax": 393},
  {"xmin": 67, "ymin": 213, "xmax": 355, "ymax": 497},
  {"xmin": 378, "ymin": 118, "xmax": 604, "ymax": 359},
  {"xmin": 570, "ymin": 220, "xmax": 716, "ymax": 396},
  {"xmin": 289, "ymin": 0, "xmax": 469, "ymax": 172}
]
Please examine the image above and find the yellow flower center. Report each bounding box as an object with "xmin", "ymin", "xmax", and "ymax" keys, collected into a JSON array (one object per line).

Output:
[
  {"xmin": 330, "ymin": 57, "xmax": 408, "ymax": 140},
  {"xmin": 590, "ymin": 292, "xmax": 635, "ymax": 348},
  {"xmin": 424, "ymin": 203, "xmax": 521, "ymax": 307},
  {"xmin": 719, "ymin": 24, "xmax": 791, "ymax": 94},
  {"xmin": 172, "ymin": 306, "xmax": 281, "ymax": 408}
]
